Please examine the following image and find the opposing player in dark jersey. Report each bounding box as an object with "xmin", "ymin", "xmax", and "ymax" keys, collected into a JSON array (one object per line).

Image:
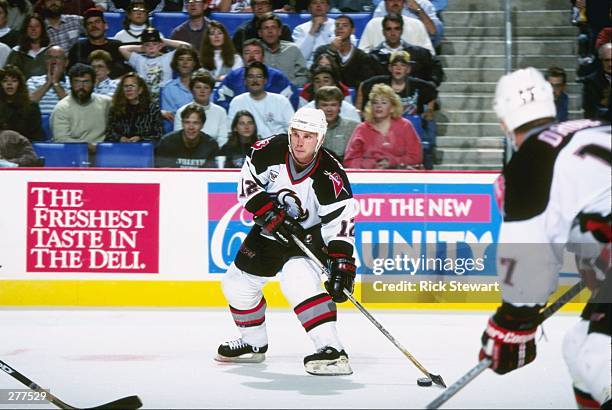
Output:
[
  {"xmin": 215, "ymin": 107, "xmax": 357, "ymax": 376},
  {"xmin": 479, "ymin": 67, "xmax": 611, "ymax": 408}
]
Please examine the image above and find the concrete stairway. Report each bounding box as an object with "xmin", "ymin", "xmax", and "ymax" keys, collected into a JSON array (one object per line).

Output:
[{"xmin": 435, "ymin": 0, "xmax": 581, "ymax": 170}]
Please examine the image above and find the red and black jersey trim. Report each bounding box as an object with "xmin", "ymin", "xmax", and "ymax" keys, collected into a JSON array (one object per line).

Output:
[
  {"xmin": 573, "ymin": 386, "xmax": 600, "ymax": 409},
  {"xmin": 294, "ymin": 293, "xmax": 337, "ymax": 332}
]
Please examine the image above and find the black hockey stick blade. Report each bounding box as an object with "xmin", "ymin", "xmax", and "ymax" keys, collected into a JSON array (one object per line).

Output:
[
  {"xmin": 428, "ymin": 372, "xmax": 446, "ymax": 388},
  {"xmin": 85, "ymin": 395, "xmax": 143, "ymax": 410}
]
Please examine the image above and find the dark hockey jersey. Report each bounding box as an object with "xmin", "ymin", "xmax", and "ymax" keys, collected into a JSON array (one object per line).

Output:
[
  {"xmin": 235, "ymin": 134, "xmax": 357, "ymax": 276},
  {"xmin": 495, "ymin": 119, "xmax": 611, "ymax": 304}
]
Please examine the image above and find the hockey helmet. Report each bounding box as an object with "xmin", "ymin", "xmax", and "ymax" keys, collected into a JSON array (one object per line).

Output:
[
  {"xmin": 288, "ymin": 107, "xmax": 328, "ymax": 157},
  {"xmin": 493, "ymin": 67, "xmax": 556, "ymax": 131}
]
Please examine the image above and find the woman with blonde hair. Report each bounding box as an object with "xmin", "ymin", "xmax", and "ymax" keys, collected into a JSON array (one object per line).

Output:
[
  {"xmin": 199, "ymin": 20, "xmax": 242, "ymax": 82},
  {"xmin": 344, "ymin": 83, "xmax": 422, "ymax": 169}
]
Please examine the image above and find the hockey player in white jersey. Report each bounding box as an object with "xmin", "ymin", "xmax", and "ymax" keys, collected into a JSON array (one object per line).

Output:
[
  {"xmin": 479, "ymin": 67, "xmax": 611, "ymax": 409},
  {"xmin": 215, "ymin": 107, "xmax": 357, "ymax": 376}
]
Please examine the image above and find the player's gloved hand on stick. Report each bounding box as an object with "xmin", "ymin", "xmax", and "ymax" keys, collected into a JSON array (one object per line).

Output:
[
  {"xmin": 254, "ymin": 203, "xmax": 304, "ymax": 246},
  {"xmin": 324, "ymin": 254, "xmax": 356, "ymax": 303},
  {"xmin": 479, "ymin": 302, "xmax": 542, "ymax": 374}
]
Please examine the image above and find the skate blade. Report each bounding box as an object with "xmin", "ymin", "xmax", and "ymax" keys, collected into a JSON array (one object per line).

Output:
[
  {"xmin": 214, "ymin": 353, "xmax": 266, "ymax": 363},
  {"xmin": 305, "ymin": 356, "xmax": 353, "ymax": 376}
]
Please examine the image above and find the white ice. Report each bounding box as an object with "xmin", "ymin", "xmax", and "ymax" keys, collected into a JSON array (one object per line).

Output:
[{"xmin": 0, "ymin": 308, "xmax": 579, "ymax": 409}]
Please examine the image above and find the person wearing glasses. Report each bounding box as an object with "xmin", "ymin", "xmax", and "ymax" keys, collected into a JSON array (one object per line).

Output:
[
  {"xmin": 50, "ymin": 63, "xmax": 111, "ymax": 152},
  {"xmin": 227, "ymin": 61, "xmax": 294, "ymax": 139},
  {"xmin": 105, "ymin": 72, "xmax": 163, "ymax": 144}
]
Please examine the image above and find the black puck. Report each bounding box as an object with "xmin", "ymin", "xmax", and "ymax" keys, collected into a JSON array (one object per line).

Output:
[{"xmin": 417, "ymin": 377, "xmax": 433, "ymax": 387}]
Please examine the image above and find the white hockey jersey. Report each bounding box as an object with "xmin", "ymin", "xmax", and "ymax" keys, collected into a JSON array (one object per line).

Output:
[
  {"xmin": 495, "ymin": 120, "xmax": 611, "ymax": 304},
  {"xmin": 237, "ymin": 134, "xmax": 357, "ymax": 259}
]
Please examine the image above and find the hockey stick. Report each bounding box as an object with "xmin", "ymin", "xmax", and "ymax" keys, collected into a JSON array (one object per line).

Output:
[
  {"xmin": 291, "ymin": 234, "xmax": 447, "ymax": 388},
  {"xmin": 426, "ymin": 280, "xmax": 587, "ymax": 409},
  {"xmin": 0, "ymin": 359, "xmax": 143, "ymax": 410}
]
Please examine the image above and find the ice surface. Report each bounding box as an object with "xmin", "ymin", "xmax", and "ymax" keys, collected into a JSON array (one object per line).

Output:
[{"xmin": 0, "ymin": 309, "xmax": 578, "ymax": 409}]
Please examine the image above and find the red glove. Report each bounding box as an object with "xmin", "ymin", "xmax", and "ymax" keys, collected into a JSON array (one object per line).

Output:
[{"xmin": 479, "ymin": 303, "xmax": 541, "ymax": 374}]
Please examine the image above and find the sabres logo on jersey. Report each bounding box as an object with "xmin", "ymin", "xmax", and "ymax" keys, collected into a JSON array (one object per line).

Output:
[
  {"xmin": 252, "ymin": 139, "xmax": 271, "ymax": 151},
  {"xmin": 273, "ymin": 189, "xmax": 309, "ymax": 222},
  {"xmin": 325, "ymin": 171, "xmax": 347, "ymax": 199}
]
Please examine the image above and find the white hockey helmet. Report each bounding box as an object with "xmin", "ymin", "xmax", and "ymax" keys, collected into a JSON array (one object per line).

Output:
[
  {"xmin": 288, "ymin": 107, "xmax": 328, "ymax": 155},
  {"xmin": 493, "ymin": 67, "xmax": 556, "ymax": 131}
]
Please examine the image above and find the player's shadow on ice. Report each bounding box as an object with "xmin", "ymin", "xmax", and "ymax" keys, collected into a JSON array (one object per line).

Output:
[{"xmin": 221, "ymin": 362, "xmax": 365, "ymax": 395}]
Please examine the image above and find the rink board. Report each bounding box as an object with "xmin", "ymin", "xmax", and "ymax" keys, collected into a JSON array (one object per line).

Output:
[{"xmin": 0, "ymin": 168, "xmax": 584, "ymax": 309}]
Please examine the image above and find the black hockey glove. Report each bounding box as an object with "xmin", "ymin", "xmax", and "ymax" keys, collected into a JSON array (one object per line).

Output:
[
  {"xmin": 324, "ymin": 254, "xmax": 356, "ymax": 303},
  {"xmin": 254, "ymin": 203, "xmax": 304, "ymax": 247},
  {"xmin": 479, "ymin": 302, "xmax": 541, "ymax": 374}
]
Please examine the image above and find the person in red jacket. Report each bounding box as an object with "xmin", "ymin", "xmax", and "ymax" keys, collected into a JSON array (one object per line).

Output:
[{"xmin": 343, "ymin": 83, "xmax": 422, "ymax": 169}]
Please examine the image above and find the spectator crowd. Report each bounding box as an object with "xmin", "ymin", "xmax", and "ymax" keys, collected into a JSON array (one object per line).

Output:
[{"xmin": 1, "ymin": 0, "xmax": 606, "ymax": 169}]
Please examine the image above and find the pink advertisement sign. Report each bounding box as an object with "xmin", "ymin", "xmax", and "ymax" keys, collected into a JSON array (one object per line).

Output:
[{"xmin": 26, "ymin": 182, "xmax": 159, "ymax": 273}]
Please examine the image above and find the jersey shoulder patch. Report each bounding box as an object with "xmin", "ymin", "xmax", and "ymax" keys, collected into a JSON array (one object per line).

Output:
[
  {"xmin": 503, "ymin": 120, "xmax": 602, "ymax": 221},
  {"xmin": 311, "ymin": 150, "xmax": 353, "ymax": 205},
  {"xmin": 249, "ymin": 134, "xmax": 289, "ymax": 174}
]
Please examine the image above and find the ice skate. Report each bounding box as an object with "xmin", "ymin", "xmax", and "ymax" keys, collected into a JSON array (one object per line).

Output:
[
  {"xmin": 215, "ymin": 338, "xmax": 268, "ymax": 363},
  {"xmin": 304, "ymin": 346, "xmax": 352, "ymax": 375}
]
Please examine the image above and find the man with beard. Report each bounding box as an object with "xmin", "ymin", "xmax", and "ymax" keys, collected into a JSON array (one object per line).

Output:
[
  {"xmin": 67, "ymin": 8, "xmax": 130, "ymax": 79},
  {"xmin": 41, "ymin": 0, "xmax": 85, "ymax": 51},
  {"xmin": 50, "ymin": 63, "xmax": 111, "ymax": 153}
]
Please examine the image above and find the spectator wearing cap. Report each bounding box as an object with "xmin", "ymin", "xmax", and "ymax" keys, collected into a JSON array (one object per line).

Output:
[
  {"xmin": 231, "ymin": 0, "xmax": 292, "ymax": 53},
  {"xmin": 41, "ymin": 0, "xmax": 85, "ymax": 51},
  {"xmin": 120, "ymin": 27, "xmax": 191, "ymax": 100},
  {"xmin": 213, "ymin": 38, "xmax": 298, "ymax": 110},
  {"xmin": 357, "ymin": 50, "xmax": 437, "ymax": 168},
  {"xmin": 174, "ymin": 69, "xmax": 228, "ymax": 147},
  {"xmin": 170, "ymin": 0, "xmax": 211, "ymax": 52},
  {"xmin": 68, "ymin": 8, "xmax": 130, "ymax": 79},
  {"xmin": 312, "ymin": 15, "xmax": 378, "ymax": 89},
  {"xmin": 50, "ymin": 63, "xmax": 111, "ymax": 152},
  {"xmin": 369, "ymin": 13, "xmax": 443, "ymax": 86},
  {"xmin": 113, "ymin": 0, "xmax": 153, "ymax": 44},
  {"xmin": 88, "ymin": 49, "xmax": 119, "ymax": 96},
  {"xmin": 544, "ymin": 67, "xmax": 568, "ymax": 122},
  {"xmin": 372, "ymin": 0, "xmax": 443, "ymax": 47},
  {"xmin": 257, "ymin": 13, "xmax": 308, "ymax": 87}
]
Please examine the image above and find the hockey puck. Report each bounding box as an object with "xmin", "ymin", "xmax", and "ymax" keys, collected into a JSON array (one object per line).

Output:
[{"xmin": 417, "ymin": 377, "xmax": 433, "ymax": 387}]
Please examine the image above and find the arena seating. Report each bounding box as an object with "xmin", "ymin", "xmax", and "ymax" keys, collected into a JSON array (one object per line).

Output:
[
  {"xmin": 32, "ymin": 143, "xmax": 89, "ymax": 167},
  {"xmin": 104, "ymin": 12, "xmax": 373, "ymax": 40},
  {"xmin": 95, "ymin": 142, "xmax": 155, "ymax": 168}
]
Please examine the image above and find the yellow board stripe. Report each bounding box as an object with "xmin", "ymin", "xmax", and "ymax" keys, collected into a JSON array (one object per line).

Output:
[{"xmin": 0, "ymin": 280, "xmax": 586, "ymax": 312}]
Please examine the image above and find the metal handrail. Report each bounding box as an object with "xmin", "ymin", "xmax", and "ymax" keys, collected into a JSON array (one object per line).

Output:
[{"xmin": 504, "ymin": 0, "xmax": 513, "ymax": 73}]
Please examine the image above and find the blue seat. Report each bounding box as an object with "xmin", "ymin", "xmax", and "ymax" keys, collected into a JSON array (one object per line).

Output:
[
  {"xmin": 40, "ymin": 114, "xmax": 52, "ymax": 141},
  {"xmin": 328, "ymin": 12, "xmax": 371, "ymax": 39},
  {"xmin": 104, "ymin": 12, "xmax": 124, "ymax": 38},
  {"xmin": 277, "ymin": 13, "xmax": 308, "ymax": 30},
  {"xmin": 95, "ymin": 142, "xmax": 154, "ymax": 168},
  {"xmin": 32, "ymin": 143, "xmax": 89, "ymax": 167},
  {"xmin": 209, "ymin": 12, "xmax": 253, "ymax": 36},
  {"xmin": 152, "ymin": 12, "xmax": 188, "ymax": 37}
]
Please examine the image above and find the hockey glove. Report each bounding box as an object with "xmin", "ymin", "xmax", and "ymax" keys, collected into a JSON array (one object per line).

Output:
[
  {"xmin": 254, "ymin": 203, "xmax": 304, "ymax": 247},
  {"xmin": 324, "ymin": 254, "xmax": 356, "ymax": 303},
  {"xmin": 479, "ymin": 302, "xmax": 541, "ymax": 374}
]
